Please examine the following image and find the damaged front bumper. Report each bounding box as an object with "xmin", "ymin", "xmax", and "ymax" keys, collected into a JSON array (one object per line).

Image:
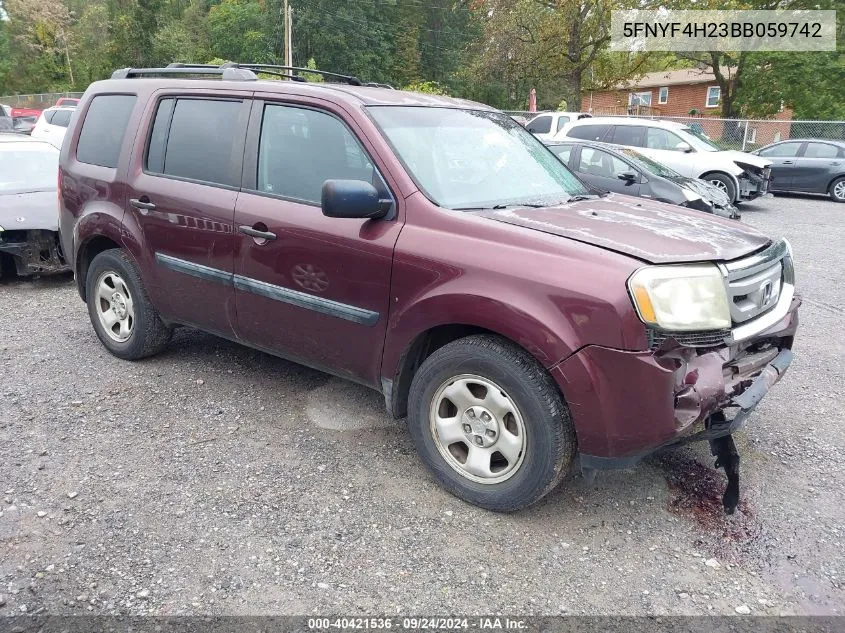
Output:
[
  {"xmin": 0, "ymin": 228, "xmax": 68, "ymax": 276},
  {"xmin": 736, "ymin": 163, "xmax": 771, "ymax": 201},
  {"xmin": 552, "ymin": 295, "xmax": 800, "ymax": 470}
]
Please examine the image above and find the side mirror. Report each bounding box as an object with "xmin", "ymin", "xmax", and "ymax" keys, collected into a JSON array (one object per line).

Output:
[
  {"xmin": 618, "ymin": 171, "xmax": 638, "ymax": 184},
  {"xmin": 675, "ymin": 141, "xmax": 693, "ymax": 153},
  {"xmin": 321, "ymin": 179, "xmax": 391, "ymax": 220}
]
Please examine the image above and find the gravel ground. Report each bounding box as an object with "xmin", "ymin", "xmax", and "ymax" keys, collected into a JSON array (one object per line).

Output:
[{"xmin": 1, "ymin": 193, "xmax": 843, "ymax": 617}]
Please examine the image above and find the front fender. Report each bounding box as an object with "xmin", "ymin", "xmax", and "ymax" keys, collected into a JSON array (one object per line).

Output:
[{"xmin": 383, "ymin": 291, "xmax": 579, "ymax": 376}]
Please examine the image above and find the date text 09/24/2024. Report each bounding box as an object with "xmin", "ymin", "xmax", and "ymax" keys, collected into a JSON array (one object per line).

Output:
[{"xmin": 307, "ymin": 617, "xmax": 527, "ymax": 630}]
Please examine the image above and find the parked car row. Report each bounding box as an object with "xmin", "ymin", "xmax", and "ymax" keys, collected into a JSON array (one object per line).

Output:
[{"xmin": 524, "ymin": 112, "xmax": 845, "ymax": 204}]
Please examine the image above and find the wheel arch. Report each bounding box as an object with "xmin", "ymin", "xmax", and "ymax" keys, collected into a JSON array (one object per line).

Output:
[
  {"xmin": 75, "ymin": 234, "xmax": 123, "ymax": 301},
  {"xmin": 382, "ymin": 298, "xmax": 583, "ymax": 419},
  {"xmin": 827, "ymin": 173, "xmax": 845, "ymax": 194},
  {"xmin": 699, "ymin": 170, "xmax": 739, "ymax": 191}
]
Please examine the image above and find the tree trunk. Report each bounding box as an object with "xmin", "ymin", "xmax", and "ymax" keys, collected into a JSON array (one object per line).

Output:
[{"xmin": 562, "ymin": 69, "xmax": 582, "ymax": 110}]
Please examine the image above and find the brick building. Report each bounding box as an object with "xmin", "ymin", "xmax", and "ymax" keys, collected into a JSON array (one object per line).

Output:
[{"xmin": 583, "ymin": 69, "xmax": 793, "ymax": 147}]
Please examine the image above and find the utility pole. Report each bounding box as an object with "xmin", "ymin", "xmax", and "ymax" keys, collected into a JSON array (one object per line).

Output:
[{"xmin": 283, "ymin": 0, "xmax": 293, "ymax": 67}]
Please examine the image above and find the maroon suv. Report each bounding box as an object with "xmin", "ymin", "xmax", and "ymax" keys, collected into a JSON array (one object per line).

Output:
[{"xmin": 58, "ymin": 64, "xmax": 799, "ymax": 512}]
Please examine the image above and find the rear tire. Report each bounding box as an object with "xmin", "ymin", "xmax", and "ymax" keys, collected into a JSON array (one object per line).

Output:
[
  {"xmin": 703, "ymin": 172, "xmax": 737, "ymax": 204},
  {"xmin": 829, "ymin": 177, "xmax": 845, "ymax": 203},
  {"xmin": 407, "ymin": 334, "xmax": 576, "ymax": 512},
  {"xmin": 85, "ymin": 249, "xmax": 172, "ymax": 360}
]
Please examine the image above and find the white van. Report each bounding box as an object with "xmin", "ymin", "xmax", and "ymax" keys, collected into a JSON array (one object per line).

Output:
[{"xmin": 555, "ymin": 117, "xmax": 772, "ymax": 203}]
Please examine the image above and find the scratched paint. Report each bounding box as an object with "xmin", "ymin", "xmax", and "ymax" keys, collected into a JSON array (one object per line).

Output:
[{"xmin": 483, "ymin": 194, "xmax": 770, "ymax": 264}]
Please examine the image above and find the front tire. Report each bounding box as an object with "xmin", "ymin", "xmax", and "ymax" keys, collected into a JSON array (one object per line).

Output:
[
  {"xmin": 85, "ymin": 249, "xmax": 172, "ymax": 360},
  {"xmin": 407, "ymin": 335, "xmax": 576, "ymax": 512},
  {"xmin": 829, "ymin": 177, "xmax": 845, "ymax": 203},
  {"xmin": 703, "ymin": 172, "xmax": 737, "ymax": 204}
]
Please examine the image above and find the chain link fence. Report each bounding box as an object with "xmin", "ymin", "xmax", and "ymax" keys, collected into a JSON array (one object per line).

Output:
[{"xmin": 0, "ymin": 92, "xmax": 84, "ymax": 110}]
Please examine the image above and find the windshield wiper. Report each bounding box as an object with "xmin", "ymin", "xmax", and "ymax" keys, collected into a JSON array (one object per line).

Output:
[
  {"xmin": 492, "ymin": 202, "xmax": 546, "ymax": 209},
  {"xmin": 452, "ymin": 202, "xmax": 547, "ymax": 211},
  {"xmin": 567, "ymin": 193, "xmax": 605, "ymax": 202}
]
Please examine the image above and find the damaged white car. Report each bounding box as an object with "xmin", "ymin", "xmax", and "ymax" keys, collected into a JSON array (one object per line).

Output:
[{"xmin": 0, "ymin": 135, "xmax": 68, "ymax": 277}]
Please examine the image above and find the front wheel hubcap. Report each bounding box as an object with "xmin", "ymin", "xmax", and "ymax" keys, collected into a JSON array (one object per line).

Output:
[
  {"xmin": 834, "ymin": 181, "xmax": 845, "ymax": 200},
  {"xmin": 95, "ymin": 271, "xmax": 135, "ymax": 343},
  {"xmin": 430, "ymin": 374, "xmax": 527, "ymax": 484}
]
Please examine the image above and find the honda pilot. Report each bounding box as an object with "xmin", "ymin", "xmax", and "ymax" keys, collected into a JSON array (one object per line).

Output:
[{"xmin": 58, "ymin": 64, "xmax": 800, "ymax": 513}]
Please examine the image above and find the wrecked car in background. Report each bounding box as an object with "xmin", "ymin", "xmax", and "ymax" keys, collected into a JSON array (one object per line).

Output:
[
  {"xmin": 546, "ymin": 139, "xmax": 740, "ymax": 219},
  {"xmin": 0, "ymin": 135, "xmax": 68, "ymax": 276},
  {"xmin": 556, "ymin": 117, "xmax": 772, "ymax": 204}
]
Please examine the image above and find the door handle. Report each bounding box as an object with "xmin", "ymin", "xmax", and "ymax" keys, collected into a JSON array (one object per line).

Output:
[
  {"xmin": 781, "ymin": 160, "xmax": 794, "ymax": 165},
  {"xmin": 239, "ymin": 225, "xmax": 277, "ymax": 241},
  {"xmin": 130, "ymin": 197, "xmax": 156, "ymax": 210}
]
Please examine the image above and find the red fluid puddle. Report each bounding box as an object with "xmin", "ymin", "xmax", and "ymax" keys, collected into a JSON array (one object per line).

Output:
[{"xmin": 651, "ymin": 451, "xmax": 762, "ymax": 544}]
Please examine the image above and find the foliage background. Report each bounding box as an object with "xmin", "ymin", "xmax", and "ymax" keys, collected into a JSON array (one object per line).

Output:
[{"xmin": 0, "ymin": 0, "xmax": 842, "ymax": 118}]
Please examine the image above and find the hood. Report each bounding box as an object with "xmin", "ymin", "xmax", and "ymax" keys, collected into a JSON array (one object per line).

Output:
[
  {"xmin": 0, "ymin": 190, "xmax": 59, "ymax": 231},
  {"xmin": 669, "ymin": 175, "xmax": 733, "ymax": 207},
  {"xmin": 479, "ymin": 194, "xmax": 769, "ymax": 264},
  {"xmin": 718, "ymin": 149, "xmax": 771, "ymax": 170}
]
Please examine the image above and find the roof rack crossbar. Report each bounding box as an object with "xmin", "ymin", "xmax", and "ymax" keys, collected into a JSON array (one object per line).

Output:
[
  {"xmin": 226, "ymin": 63, "xmax": 364, "ymax": 86},
  {"xmin": 111, "ymin": 66, "xmax": 257, "ymax": 81}
]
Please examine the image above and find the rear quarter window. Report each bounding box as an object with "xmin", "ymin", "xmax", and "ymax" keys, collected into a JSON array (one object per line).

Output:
[{"xmin": 76, "ymin": 95, "xmax": 137, "ymax": 168}]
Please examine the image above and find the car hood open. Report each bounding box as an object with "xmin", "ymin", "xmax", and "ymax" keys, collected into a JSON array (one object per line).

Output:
[
  {"xmin": 0, "ymin": 190, "xmax": 59, "ymax": 231},
  {"xmin": 479, "ymin": 194, "xmax": 770, "ymax": 264}
]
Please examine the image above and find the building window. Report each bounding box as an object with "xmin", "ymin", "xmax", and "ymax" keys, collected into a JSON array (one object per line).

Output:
[
  {"xmin": 658, "ymin": 87, "xmax": 669, "ymax": 104},
  {"xmin": 706, "ymin": 86, "xmax": 721, "ymax": 108},
  {"xmin": 628, "ymin": 91, "xmax": 652, "ymax": 106},
  {"xmin": 748, "ymin": 127, "xmax": 757, "ymax": 144}
]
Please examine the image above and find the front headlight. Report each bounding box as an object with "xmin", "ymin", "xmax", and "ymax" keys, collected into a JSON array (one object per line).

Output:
[{"xmin": 628, "ymin": 264, "xmax": 730, "ymax": 331}]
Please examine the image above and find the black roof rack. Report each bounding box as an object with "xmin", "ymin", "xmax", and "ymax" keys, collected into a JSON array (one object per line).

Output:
[{"xmin": 111, "ymin": 62, "xmax": 395, "ymax": 89}]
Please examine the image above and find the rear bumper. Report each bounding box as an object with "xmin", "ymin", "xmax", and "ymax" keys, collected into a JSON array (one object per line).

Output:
[{"xmin": 551, "ymin": 296, "xmax": 800, "ymax": 468}]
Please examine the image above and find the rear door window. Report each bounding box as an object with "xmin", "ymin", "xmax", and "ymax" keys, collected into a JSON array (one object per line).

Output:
[
  {"xmin": 804, "ymin": 142, "xmax": 839, "ymax": 158},
  {"xmin": 555, "ymin": 116, "xmax": 570, "ymax": 132},
  {"xmin": 145, "ymin": 98, "xmax": 242, "ymax": 187},
  {"xmin": 76, "ymin": 94, "xmax": 137, "ymax": 168},
  {"xmin": 526, "ymin": 116, "xmax": 552, "ymax": 134},
  {"xmin": 609, "ymin": 125, "xmax": 646, "ymax": 147},
  {"xmin": 566, "ymin": 124, "xmax": 610, "ymax": 141}
]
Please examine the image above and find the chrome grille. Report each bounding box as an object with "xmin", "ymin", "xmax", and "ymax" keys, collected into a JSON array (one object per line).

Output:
[
  {"xmin": 649, "ymin": 328, "xmax": 730, "ymax": 350},
  {"xmin": 722, "ymin": 239, "xmax": 792, "ymax": 325}
]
